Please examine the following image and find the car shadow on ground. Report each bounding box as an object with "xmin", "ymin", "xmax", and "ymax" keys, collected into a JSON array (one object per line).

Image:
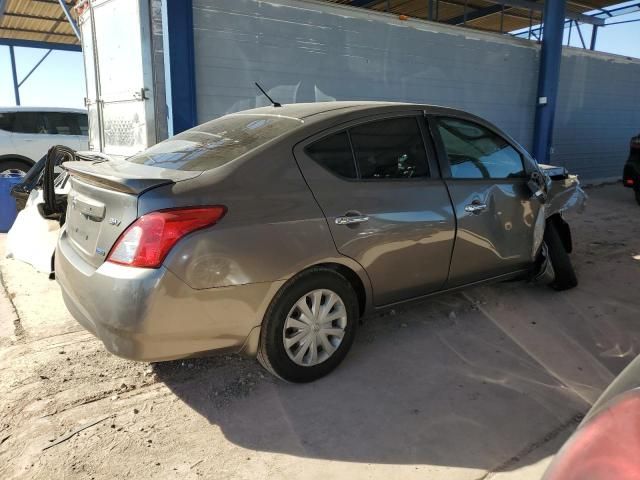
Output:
[{"xmin": 154, "ymin": 290, "xmax": 596, "ymax": 472}]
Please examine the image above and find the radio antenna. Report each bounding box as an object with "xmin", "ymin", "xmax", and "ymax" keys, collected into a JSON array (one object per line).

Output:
[{"xmin": 255, "ymin": 82, "xmax": 282, "ymax": 107}]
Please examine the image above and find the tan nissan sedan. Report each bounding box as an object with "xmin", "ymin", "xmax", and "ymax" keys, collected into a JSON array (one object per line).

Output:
[{"xmin": 55, "ymin": 102, "xmax": 585, "ymax": 382}]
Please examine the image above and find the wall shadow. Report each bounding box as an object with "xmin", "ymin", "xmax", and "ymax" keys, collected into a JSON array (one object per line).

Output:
[{"xmin": 154, "ymin": 291, "xmax": 597, "ymax": 471}]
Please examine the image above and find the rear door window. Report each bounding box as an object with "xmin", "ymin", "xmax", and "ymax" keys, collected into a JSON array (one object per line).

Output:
[
  {"xmin": 43, "ymin": 112, "xmax": 81, "ymax": 135},
  {"xmin": 13, "ymin": 112, "xmax": 46, "ymax": 134},
  {"xmin": 306, "ymin": 115, "xmax": 431, "ymax": 180},
  {"xmin": 127, "ymin": 114, "xmax": 303, "ymax": 171},
  {"xmin": 435, "ymin": 117, "xmax": 525, "ymax": 179},
  {"xmin": 305, "ymin": 132, "xmax": 357, "ymax": 179},
  {"xmin": 350, "ymin": 117, "xmax": 429, "ymax": 179},
  {"xmin": 0, "ymin": 112, "xmax": 15, "ymax": 132}
]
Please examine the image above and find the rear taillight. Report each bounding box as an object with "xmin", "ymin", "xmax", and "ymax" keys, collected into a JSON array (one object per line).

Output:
[
  {"xmin": 626, "ymin": 178, "xmax": 635, "ymax": 186},
  {"xmin": 106, "ymin": 206, "xmax": 226, "ymax": 268}
]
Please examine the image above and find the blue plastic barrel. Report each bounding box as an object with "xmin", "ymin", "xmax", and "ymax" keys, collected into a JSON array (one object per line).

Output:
[{"xmin": 0, "ymin": 173, "xmax": 23, "ymax": 233}]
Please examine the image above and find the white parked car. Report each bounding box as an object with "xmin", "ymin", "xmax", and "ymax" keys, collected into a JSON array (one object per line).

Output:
[{"xmin": 0, "ymin": 107, "xmax": 88, "ymax": 175}]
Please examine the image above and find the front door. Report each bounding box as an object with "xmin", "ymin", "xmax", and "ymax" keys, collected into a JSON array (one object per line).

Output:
[
  {"xmin": 294, "ymin": 112, "xmax": 456, "ymax": 306},
  {"xmin": 430, "ymin": 116, "xmax": 542, "ymax": 287}
]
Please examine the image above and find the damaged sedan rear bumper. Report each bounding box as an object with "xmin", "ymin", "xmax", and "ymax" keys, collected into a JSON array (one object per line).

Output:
[{"xmin": 55, "ymin": 227, "xmax": 281, "ymax": 361}]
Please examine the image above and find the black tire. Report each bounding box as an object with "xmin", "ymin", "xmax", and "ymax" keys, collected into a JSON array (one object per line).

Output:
[
  {"xmin": 0, "ymin": 159, "xmax": 32, "ymax": 176},
  {"xmin": 635, "ymin": 188, "xmax": 640, "ymax": 206},
  {"xmin": 257, "ymin": 268, "xmax": 359, "ymax": 383},
  {"xmin": 544, "ymin": 220, "xmax": 578, "ymax": 291}
]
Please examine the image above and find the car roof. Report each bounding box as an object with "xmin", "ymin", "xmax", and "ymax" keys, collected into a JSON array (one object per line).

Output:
[
  {"xmin": 0, "ymin": 106, "xmax": 87, "ymax": 114},
  {"xmin": 228, "ymin": 101, "xmax": 465, "ymax": 120}
]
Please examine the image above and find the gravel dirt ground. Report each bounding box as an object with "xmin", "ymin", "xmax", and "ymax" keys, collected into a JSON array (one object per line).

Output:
[{"xmin": 1, "ymin": 183, "xmax": 639, "ymax": 480}]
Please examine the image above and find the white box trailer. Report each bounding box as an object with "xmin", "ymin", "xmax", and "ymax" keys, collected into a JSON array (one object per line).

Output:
[
  {"xmin": 78, "ymin": 0, "xmax": 167, "ymax": 158},
  {"xmin": 78, "ymin": 0, "xmax": 640, "ymax": 180}
]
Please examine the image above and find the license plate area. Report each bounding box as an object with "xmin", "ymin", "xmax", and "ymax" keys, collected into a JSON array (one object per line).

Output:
[{"xmin": 67, "ymin": 193, "xmax": 106, "ymax": 256}]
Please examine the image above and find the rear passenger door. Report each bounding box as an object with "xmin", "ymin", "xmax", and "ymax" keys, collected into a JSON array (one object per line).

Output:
[
  {"xmin": 294, "ymin": 112, "xmax": 456, "ymax": 306},
  {"xmin": 430, "ymin": 116, "xmax": 541, "ymax": 287}
]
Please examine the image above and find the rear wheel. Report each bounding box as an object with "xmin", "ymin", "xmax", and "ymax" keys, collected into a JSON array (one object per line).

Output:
[
  {"xmin": 0, "ymin": 159, "xmax": 31, "ymax": 177},
  {"xmin": 635, "ymin": 188, "xmax": 640, "ymax": 206},
  {"xmin": 544, "ymin": 220, "xmax": 578, "ymax": 291},
  {"xmin": 258, "ymin": 268, "xmax": 358, "ymax": 382}
]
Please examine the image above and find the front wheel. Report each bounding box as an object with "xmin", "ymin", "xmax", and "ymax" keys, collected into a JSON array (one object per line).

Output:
[
  {"xmin": 0, "ymin": 159, "xmax": 31, "ymax": 176},
  {"xmin": 544, "ymin": 220, "xmax": 578, "ymax": 291},
  {"xmin": 257, "ymin": 268, "xmax": 358, "ymax": 382}
]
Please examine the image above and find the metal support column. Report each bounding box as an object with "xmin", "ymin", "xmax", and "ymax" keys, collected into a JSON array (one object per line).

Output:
[
  {"xmin": 531, "ymin": 0, "xmax": 566, "ymax": 164},
  {"xmin": 9, "ymin": 46, "xmax": 20, "ymax": 106},
  {"xmin": 590, "ymin": 25, "xmax": 598, "ymax": 50},
  {"xmin": 162, "ymin": 0, "xmax": 197, "ymax": 136},
  {"xmin": 575, "ymin": 21, "xmax": 586, "ymax": 49}
]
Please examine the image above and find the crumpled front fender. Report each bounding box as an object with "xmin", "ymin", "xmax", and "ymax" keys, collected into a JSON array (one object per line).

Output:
[
  {"xmin": 545, "ymin": 175, "xmax": 587, "ymax": 218},
  {"xmin": 531, "ymin": 174, "xmax": 587, "ymax": 261}
]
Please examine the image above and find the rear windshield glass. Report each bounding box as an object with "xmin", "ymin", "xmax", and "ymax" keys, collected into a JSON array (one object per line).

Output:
[{"xmin": 126, "ymin": 114, "xmax": 303, "ymax": 171}]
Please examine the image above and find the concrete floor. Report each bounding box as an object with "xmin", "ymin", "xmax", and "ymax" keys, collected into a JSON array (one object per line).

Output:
[{"xmin": 1, "ymin": 184, "xmax": 639, "ymax": 480}]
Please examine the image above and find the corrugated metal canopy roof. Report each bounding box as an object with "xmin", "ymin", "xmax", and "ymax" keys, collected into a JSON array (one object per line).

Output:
[
  {"xmin": 0, "ymin": 0, "xmax": 629, "ymax": 50},
  {"xmin": 0, "ymin": 0, "xmax": 79, "ymax": 49},
  {"xmin": 326, "ymin": 0, "xmax": 623, "ymax": 33}
]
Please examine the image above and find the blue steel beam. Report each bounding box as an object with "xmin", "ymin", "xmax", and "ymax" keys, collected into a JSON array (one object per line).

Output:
[
  {"xmin": 605, "ymin": 17, "xmax": 640, "ymax": 25},
  {"xmin": 18, "ymin": 49, "xmax": 53, "ymax": 87},
  {"xmin": 589, "ymin": 25, "xmax": 598, "ymax": 49},
  {"xmin": 532, "ymin": 0, "xmax": 566, "ymax": 164},
  {"xmin": 9, "ymin": 46, "xmax": 20, "ymax": 106},
  {"xmin": 574, "ymin": 20, "xmax": 586, "ymax": 49},
  {"xmin": 57, "ymin": 0, "xmax": 81, "ymax": 39},
  {"xmin": 0, "ymin": 38, "xmax": 81, "ymax": 51},
  {"xmin": 514, "ymin": 1, "xmax": 639, "ymax": 39},
  {"xmin": 162, "ymin": 0, "xmax": 197, "ymax": 135}
]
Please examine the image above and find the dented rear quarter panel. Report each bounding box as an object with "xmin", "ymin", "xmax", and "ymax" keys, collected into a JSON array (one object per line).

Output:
[{"xmin": 139, "ymin": 131, "xmax": 374, "ymax": 311}]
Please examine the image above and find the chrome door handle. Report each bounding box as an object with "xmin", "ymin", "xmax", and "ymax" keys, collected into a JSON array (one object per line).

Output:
[
  {"xmin": 464, "ymin": 203, "xmax": 487, "ymax": 214},
  {"xmin": 335, "ymin": 215, "xmax": 369, "ymax": 225}
]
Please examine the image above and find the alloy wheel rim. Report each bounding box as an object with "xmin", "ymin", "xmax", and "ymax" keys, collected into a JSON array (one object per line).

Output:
[{"xmin": 283, "ymin": 289, "xmax": 347, "ymax": 367}]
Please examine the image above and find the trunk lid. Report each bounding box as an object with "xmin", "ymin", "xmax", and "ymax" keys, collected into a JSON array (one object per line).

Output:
[{"xmin": 63, "ymin": 159, "xmax": 201, "ymax": 268}]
